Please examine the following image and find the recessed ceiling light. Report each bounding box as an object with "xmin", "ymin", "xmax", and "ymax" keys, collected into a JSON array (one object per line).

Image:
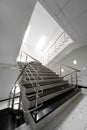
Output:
[
  {"xmin": 36, "ymin": 35, "xmax": 47, "ymax": 50},
  {"xmin": 73, "ymin": 60, "xmax": 77, "ymax": 65},
  {"xmin": 61, "ymin": 68, "xmax": 64, "ymax": 73}
]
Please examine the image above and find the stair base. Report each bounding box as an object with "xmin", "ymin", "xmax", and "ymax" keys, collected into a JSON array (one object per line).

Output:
[{"xmin": 24, "ymin": 91, "xmax": 81, "ymax": 130}]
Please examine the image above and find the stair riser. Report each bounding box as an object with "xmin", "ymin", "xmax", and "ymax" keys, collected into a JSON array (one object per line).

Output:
[
  {"xmin": 27, "ymin": 87, "xmax": 74, "ymax": 109},
  {"xmin": 23, "ymin": 73, "xmax": 58, "ymax": 76},
  {"xmin": 24, "ymin": 80, "xmax": 63, "ymax": 87},
  {"xmin": 24, "ymin": 91, "xmax": 81, "ymax": 130},
  {"xmin": 23, "ymin": 76, "xmax": 59, "ymax": 81},
  {"xmin": 25, "ymin": 82, "xmax": 68, "ymax": 94}
]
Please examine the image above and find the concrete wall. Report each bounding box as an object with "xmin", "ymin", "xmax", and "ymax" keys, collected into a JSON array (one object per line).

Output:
[{"xmin": 48, "ymin": 45, "xmax": 87, "ymax": 87}]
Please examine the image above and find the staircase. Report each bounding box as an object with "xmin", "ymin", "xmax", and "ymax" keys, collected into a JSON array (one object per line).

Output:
[{"xmin": 16, "ymin": 61, "xmax": 81, "ymax": 130}]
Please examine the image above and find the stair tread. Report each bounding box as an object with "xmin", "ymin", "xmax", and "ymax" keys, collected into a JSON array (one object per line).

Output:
[
  {"xmin": 27, "ymin": 85, "xmax": 73, "ymax": 101},
  {"xmin": 30, "ymin": 88, "xmax": 81, "ymax": 122},
  {"xmin": 23, "ymin": 78, "xmax": 63, "ymax": 85},
  {"xmin": 24, "ymin": 81, "xmax": 68, "ymax": 89},
  {"xmin": 26, "ymin": 83, "xmax": 69, "ymax": 95}
]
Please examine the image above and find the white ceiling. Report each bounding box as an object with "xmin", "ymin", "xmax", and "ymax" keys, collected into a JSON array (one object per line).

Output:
[
  {"xmin": 42, "ymin": 0, "xmax": 87, "ymax": 46},
  {"xmin": 0, "ymin": 0, "xmax": 87, "ymax": 65},
  {"xmin": 22, "ymin": 1, "xmax": 62, "ymax": 53}
]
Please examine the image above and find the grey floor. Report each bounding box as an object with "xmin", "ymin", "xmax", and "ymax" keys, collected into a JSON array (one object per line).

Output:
[{"xmin": 14, "ymin": 89, "xmax": 87, "ymax": 130}]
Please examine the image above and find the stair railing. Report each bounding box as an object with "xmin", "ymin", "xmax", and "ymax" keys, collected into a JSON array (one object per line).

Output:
[
  {"xmin": 60, "ymin": 64, "xmax": 80, "ymax": 87},
  {"xmin": 29, "ymin": 64, "xmax": 43, "ymax": 93},
  {"xmin": 20, "ymin": 51, "xmax": 43, "ymax": 112},
  {"xmin": 8, "ymin": 65, "xmax": 26, "ymax": 110}
]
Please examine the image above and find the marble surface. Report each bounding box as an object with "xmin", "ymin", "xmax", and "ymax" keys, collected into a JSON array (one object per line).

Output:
[{"xmin": 15, "ymin": 91, "xmax": 87, "ymax": 130}]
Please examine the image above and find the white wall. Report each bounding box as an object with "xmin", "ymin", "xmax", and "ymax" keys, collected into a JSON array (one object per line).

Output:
[
  {"xmin": 0, "ymin": 64, "xmax": 19, "ymax": 100},
  {"xmin": 48, "ymin": 45, "xmax": 87, "ymax": 87}
]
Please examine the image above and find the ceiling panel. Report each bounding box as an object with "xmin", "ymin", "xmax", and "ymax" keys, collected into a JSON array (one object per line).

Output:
[
  {"xmin": 57, "ymin": 11, "xmax": 70, "ymax": 26},
  {"xmin": 42, "ymin": 0, "xmax": 60, "ymax": 15},
  {"xmin": 55, "ymin": 0, "xmax": 70, "ymax": 9},
  {"xmin": 62, "ymin": 0, "xmax": 87, "ymax": 23},
  {"xmin": 71, "ymin": 10, "xmax": 87, "ymax": 43},
  {"xmin": 64, "ymin": 24, "xmax": 80, "ymax": 43}
]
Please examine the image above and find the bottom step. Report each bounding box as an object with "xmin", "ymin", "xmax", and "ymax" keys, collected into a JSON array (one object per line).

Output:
[{"xmin": 24, "ymin": 88, "xmax": 81, "ymax": 130}]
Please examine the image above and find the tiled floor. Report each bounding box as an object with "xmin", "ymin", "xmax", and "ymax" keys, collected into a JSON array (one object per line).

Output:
[{"xmin": 15, "ymin": 90, "xmax": 87, "ymax": 130}]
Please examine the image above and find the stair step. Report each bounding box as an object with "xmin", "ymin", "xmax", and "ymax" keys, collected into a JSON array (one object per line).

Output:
[
  {"xmin": 23, "ymin": 75, "xmax": 59, "ymax": 81},
  {"xmin": 23, "ymin": 78, "xmax": 64, "ymax": 87},
  {"xmin": 23, "ymin": 72, "xmax": 58, "ymax": 76},
  {"xmin": 25, "ymin": 82, "xmax": 68, "ymax": 94},
  {"xmin": 26, "ymin": 85, "xmax": 73, "ymax": 101},
  {"xmin": 30, "ymin": 88, "xmax": 81, "ymax": 122}
]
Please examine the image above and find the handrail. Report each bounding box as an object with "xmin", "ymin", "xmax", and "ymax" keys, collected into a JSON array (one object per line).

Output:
[
  {"xmin": 0, "ymin": 65, "xmax": 22, "ymax": 71},
  {"xmin": 9, "ymin": 64, "xmax": 26, "ymax": 109},
  {"xmin": 62, "ymin": 71, "xmax": 76, "ymax": 78},
  {"xmin": 14, "ymin": 65, "xmax": 26, "ymax": 85},
  {"xmin": 47, "ymin": 32, "xmax": 64, "ymax": 53},
  {"xmin": 29, "ymin": 64, "xmax": 43, "ymax": 93},
  {"xmin": 61, "ymin": 64, "xmax": 80, "ymax": 72},
  {"xmin": 21, "ymin": 51, "xmax": 43, "ymax": 93},
  {"xmin": 9, "ymin": 65, "xmax": 26, "ymax": 95},
  {"xmin": 24, "ymin": 67, "xmax": 37, "ymax": 92},
  {"xmin": 44, "ymin": 31, "xmax": 68, "ymax": 56},
  {"xmin": 21, "ymin": 62, "xmax": 43, "ymax": 111},
  {"xmin": 60, "ymin": 64, "xmax": 79, "ymax": 88},
  {"xmin": 22, "ymin": 51, "xmax": 40, "ymax": 63}
]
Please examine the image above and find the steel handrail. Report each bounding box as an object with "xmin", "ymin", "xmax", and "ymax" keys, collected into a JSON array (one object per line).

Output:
[
  {"xmin": 62, "ymin": 71, "xmax": 76, "ymax": 78},
  {"xmin": 60, "ymin": 64, "xmax": 79, "ymax": 87},
  {"xmin": 21, "ymin": 51, "xmax": 43, "ymax": 93},
  {"xmin": 61, "ymin": 64, "xmax": 80, "ymax": 72},
  {"xmin": 21, "ymin": 63, "xmax": 43, "ymax": 111},
  {"xmin": 22, "ymin": 51, "xmax": 40, "ymax": 63},
  {"xmin": 29, "ymin": 64, "xmax": 43, "ymax": 93},
  {"xmin": 8, "ymin": 64, "xmax": 26, "ymax": 109},
  {"xmin": 24, "ymin": 67, "xmax": 36, "ymax": 92}
]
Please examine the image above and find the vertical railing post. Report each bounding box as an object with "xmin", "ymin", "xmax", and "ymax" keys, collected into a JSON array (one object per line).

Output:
[
  {"xmin": 12, "ymin": 86, "xmax": 16, "ymax": 109},
  {"xmin": 26, "ymin": 56, "xmax": 28, "ymax": 62},
  {"xmin": 71, "ymin": 74, "xmax": 73, "ymax": 85},
  {"xmin": 76, "ymin": 71, "xmax": 78, "ymax": 88},
  {"xmin": 60, "ymin": 65, "xmax": 62, "ymax": 77},
  {"xmin": 16, "ymin": 86, "xmax": 22, "ymax": 119}
]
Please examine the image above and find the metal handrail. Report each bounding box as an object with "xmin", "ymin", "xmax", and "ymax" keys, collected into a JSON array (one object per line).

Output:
[
  {"xmin": 24, "ymin": 67, "xmax": 37, "ymax": 92},
  {"xmin": 62, "ymin": 71, "xmax": 76, "ymax": 78},
  {"xmin": 22, "ymin": 51, "xmax": 40, "ymax": 63},
  {"xmin": 25, "ymin": 65, "xmax": 43, "ymax": 110},
  {"xmin": 0, "ymin": 65, "xmax": 22, "ymax": 71},
  {"xmin": 20, "ymin": 58, "xmax": 43, "ymax": 111},
  {"xmin": 9, "ymin": 52, "xmax": 43, "ymax": 112},
  {"xmin": 21, "ymin": 51, "xmax": 43, "ymax": 93},
  {"xmin": 60, "ymin": 64, "xmax": 80, "ymax": 88},
  {"xmin": 61, "ymin": 64, "xmax": 80, "ymax": 72},
  {"xmin": 8, "ymin": 65, "xmax": 26, "ymax": 109},
  {"xmin": 29, "ymin": 64, "xmax": 43, "ymax": 93}
]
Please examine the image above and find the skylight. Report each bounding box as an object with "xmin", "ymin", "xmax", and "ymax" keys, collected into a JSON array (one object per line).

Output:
[
  {"xmin": 17, "ymin": 1, "xmax": 73, "ymax": 64},
  {"xmin": 36, "ymin": 35, "xmax": 47, "ymax": 50}
]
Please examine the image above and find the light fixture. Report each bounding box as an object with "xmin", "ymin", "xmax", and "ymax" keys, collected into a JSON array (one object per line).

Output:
[
  {"xmin": 73, "ymin": 60, "xmax": 77, "ymax": 65},
  {"xmin": 61, "ymin": 68, "xmax": 64, "ymax": 73},
  {"xmin": 83, "ymin": 66, "xmax": 87, "ymax": 70},
  {"xmin": 23, "ymin": 25, "xmax": 31, "ymax": 43},
  {"xmin": 36, "ymin": 35, "xmax": 47, "ymax": 50}
]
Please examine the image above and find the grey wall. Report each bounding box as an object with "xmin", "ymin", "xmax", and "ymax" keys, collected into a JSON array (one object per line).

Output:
[
  {"xmin": 0, "ymin": 65, "xmax": 19, "ymax": 100},
  {"xmin": 48, "ymin": 45, "xmax": 87, "ymax": 87}
]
